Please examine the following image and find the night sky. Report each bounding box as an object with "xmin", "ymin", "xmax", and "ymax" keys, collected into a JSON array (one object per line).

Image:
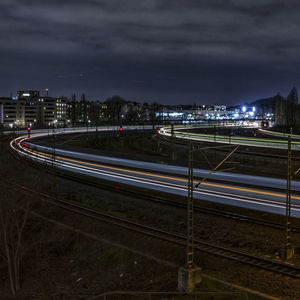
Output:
[{"xmin": 1, "ymin": 0, "xmax": 300, "ymax": 105}]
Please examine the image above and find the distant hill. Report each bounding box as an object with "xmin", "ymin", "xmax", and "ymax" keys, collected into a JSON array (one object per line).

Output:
[{"xmin": 250, "ymin": 96, "xmax": 276, "ymax": 108}]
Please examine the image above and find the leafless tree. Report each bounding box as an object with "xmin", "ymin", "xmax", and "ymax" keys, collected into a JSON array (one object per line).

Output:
[{"xmin": 0, "ymin": 188, "xmax": 30, "ymax": 295}]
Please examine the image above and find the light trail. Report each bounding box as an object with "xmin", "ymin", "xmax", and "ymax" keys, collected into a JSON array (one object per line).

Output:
[
  {"xmin": 159, "ymin": 126, "xmax": 300, "ymax": 150},
  {"xmin": 10, "ymin": 131, "xmax": 300, "ymax": 217},
  {"xmin": 14, "ymin": 137, "xmax": 300, "ymax": 211},
  {"xmin": 19, "ymin": 144, "xmax": 300, "ymax": 202}
]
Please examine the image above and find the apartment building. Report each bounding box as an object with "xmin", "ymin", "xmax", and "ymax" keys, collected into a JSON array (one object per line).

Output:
[{"xmin": 0, "ymin": 91, "xmax": 67, "ymax": 128}]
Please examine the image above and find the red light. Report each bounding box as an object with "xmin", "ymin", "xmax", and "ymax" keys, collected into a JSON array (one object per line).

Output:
[
  {"xmin": 119, "ymin": 126, "xmax": 123, "ymax": 131},
  {"xmin": 27, "ymin": 126, "xmax": 31, "ymax": 132}
]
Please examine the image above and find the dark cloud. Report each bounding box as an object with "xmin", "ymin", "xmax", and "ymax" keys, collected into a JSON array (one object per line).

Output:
[{"xmin": 0, "ymin": 0, "xmax": 300, "ymax": 104}]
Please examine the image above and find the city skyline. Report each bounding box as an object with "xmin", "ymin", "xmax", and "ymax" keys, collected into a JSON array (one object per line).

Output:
[{"xmin": 1, "ymin": 0, "xmax": 300, "ymax": 104}]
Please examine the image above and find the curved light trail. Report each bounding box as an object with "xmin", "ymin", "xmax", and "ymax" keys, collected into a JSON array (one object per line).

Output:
[
  {"xmin": 9, "ymin": 127, "xmax": 300, "ymax": 218},
  {"xmin": 159, "ymin": 125, "xmax": 300, "ymax": 150},
  {"xmin": 258, "ymin": 129, "xmax": 300, "ymax": 140}
]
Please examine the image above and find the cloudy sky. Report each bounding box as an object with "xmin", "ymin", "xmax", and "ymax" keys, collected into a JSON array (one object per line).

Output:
[{"xmin": 1, "ymin": 0, "xmax": 300, "ymax": 104}]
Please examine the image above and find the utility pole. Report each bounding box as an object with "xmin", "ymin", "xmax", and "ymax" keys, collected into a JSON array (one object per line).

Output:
[
  {"xmin": 156, "ymin": 127, "xmax": 160, "ymax": 153},
  {"xmin": 186, "ymin": 142, "xmax": 194, "ymax": 268},
  {"xmin": 171, "ymin": 124, "xmax": 177, "ymax": 160},
  {"xmin": 51, "ymin": 126, "xmax": 57, "ymax": 194},
  {"xmin": 282, "ymin": 135, "xmax": 294, "ymax": 260},
  {"xmin": 178, "ymin": 142, "xmax": 239, "ymax": 289},
  {"xmin": 0, "ymin": 124, "xmax": 3, "ymax": 153},
  {"xmin": 119, "ymin": 125, "xmax": 124, "ymax": 149},
  {"xmin": 214, "ymin": 125, "xmax": 216, "ymax": 142},
  {"xmin": 178, "ymin": 143, "xmax": 201, "ymax": 292}
]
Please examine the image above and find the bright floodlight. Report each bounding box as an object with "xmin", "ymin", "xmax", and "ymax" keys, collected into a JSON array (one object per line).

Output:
[
  {"xmin": 252, "ymin": 106, "xmax": 256, "ymax": 112},
  {"xmin": 242, "ymin": 106, "xmax": 246, "ymax": 112}
]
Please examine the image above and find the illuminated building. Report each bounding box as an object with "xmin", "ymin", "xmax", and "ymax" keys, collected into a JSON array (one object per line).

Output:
[{"xmin": 0, "ymin": 91, "xmax": 67, "ymax": 128}]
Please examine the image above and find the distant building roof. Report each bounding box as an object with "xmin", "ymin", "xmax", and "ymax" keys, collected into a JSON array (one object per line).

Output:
[{"xmin": 17, "ymin": 90, "xmax": 40, "ymax": 99}]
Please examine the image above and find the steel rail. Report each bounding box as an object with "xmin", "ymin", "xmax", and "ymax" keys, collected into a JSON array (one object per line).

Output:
[{"xmin": 8, "ymin": 181, "xmax": 300, "ymax": 280}]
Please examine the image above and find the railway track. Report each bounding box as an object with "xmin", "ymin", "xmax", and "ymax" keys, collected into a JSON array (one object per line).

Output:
[
  {"xmin": 6, "ymin": 181, "xmax": 300, "ymax": 280},
  {"xmin": 7, "ymin": 139, "xmax": 300, "ymax": 279},
  {"xmin": 160, "ymin": 133, "xmax": 300, "ymax": 161},
  {"xmin": 9, "ymin": 144, "xmax": 300, "ymax": 234}
]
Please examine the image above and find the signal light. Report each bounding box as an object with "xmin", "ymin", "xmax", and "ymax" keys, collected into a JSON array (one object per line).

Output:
[
  {"xmin": 156, "ymin": 127, "xmax": 160, "ymax": 133},
  {"xmin": 119, "ymin": 126, "xmax": 123, "ymax": 131},
  {"xmin": 27, "ymin": 125, "xmax": 31, "ymax": 138}
]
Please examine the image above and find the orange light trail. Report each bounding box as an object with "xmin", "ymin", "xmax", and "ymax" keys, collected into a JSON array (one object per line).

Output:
[{"xmin": 27, "ymin": 148, "xmax": 300, "ymax": 201}]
